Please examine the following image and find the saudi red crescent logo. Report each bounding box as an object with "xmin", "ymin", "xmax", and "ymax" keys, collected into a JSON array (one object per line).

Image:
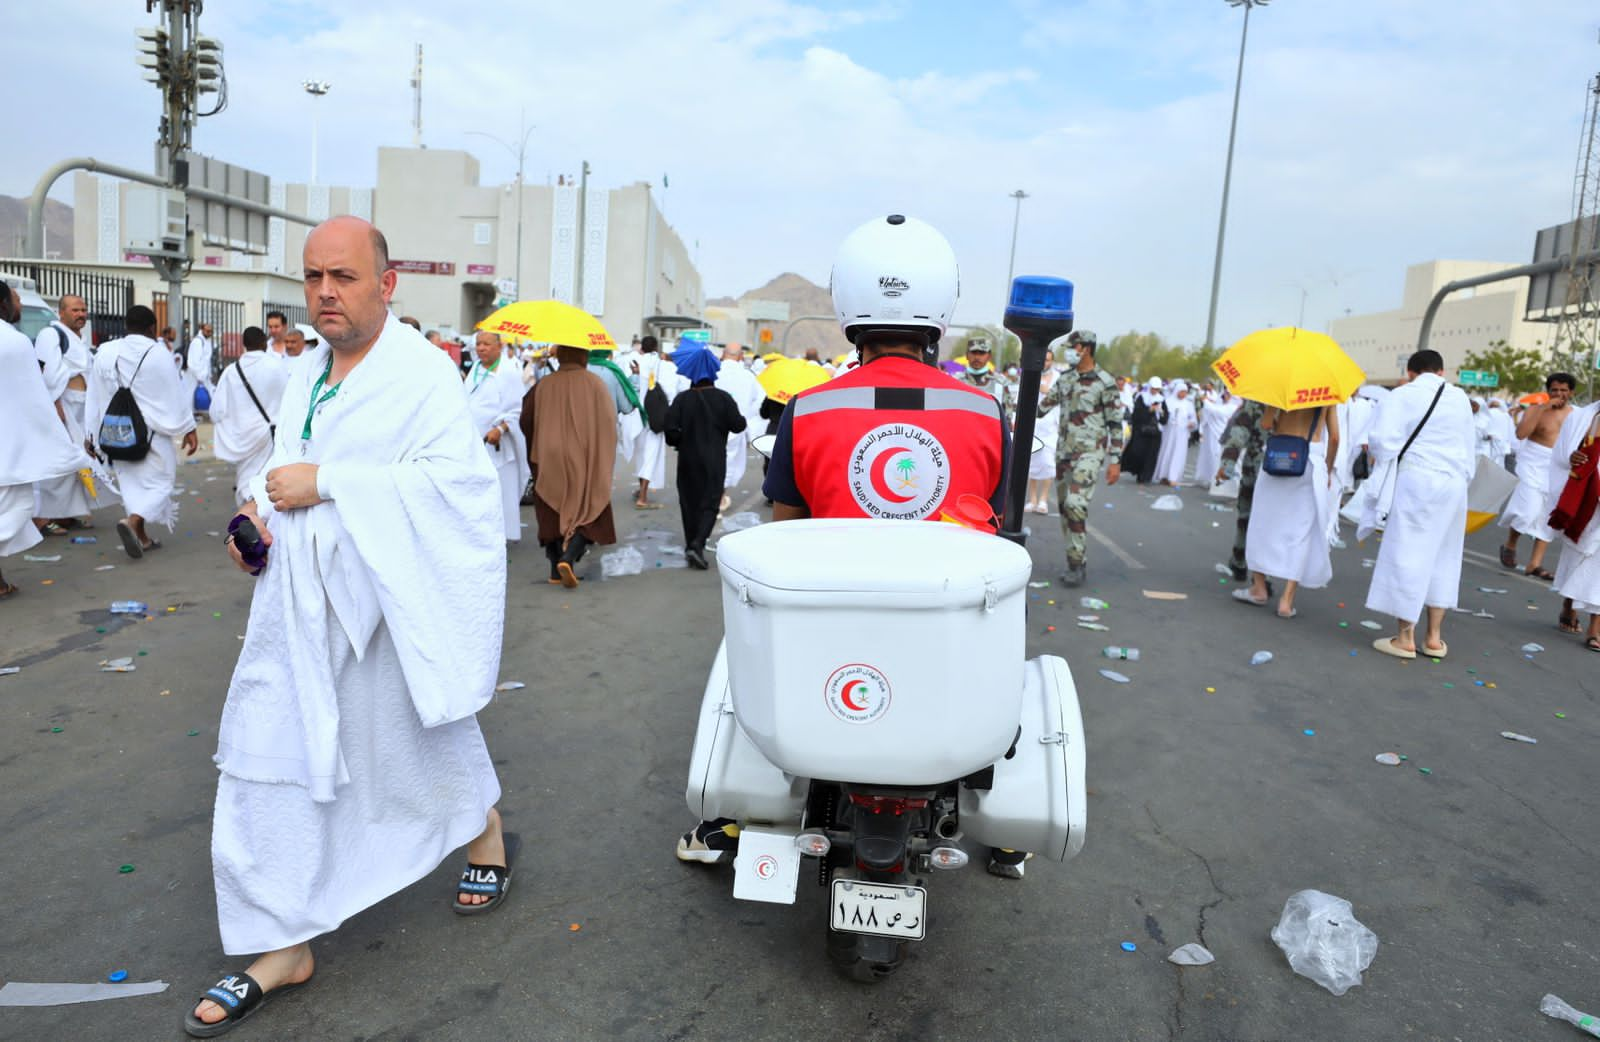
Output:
[
  {"xmin": 824, "ymin": 664, "xmax": 892, "ymax": 724},
  {"xmin": 848, "ymin": 424, "xmax": 950, "ymax": 520}
]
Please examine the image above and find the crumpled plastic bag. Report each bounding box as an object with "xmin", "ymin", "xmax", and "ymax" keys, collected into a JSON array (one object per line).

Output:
[
  {"xmin": 721, "ymin": 511, "xmax": 762, "ymax": 533},
  {"xmin": 1168, "ymin": 943, "xmax": 1215, "ymax": 966},
  {"xmin": 1271, "ymin": 889, "xmax": 1378, "ymax": 995},
  {"xmin": 1152, "ymin": 494, "xmax": 1183, "ymax": 511},
  {"xmin": 600, "ymin": 546, "xmax": 644, "ymax": 579}
]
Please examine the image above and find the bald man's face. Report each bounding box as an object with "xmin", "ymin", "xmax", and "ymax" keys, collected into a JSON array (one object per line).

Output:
[
  {"xmin": 475, "ymin": 333, "xmax": 503, "ymax": 365},
  {"xmin": 59, "ymin": 295, "xmax": 88, "ymax": 332},
  {"xmin": 303, "ymin": 217, "xmax": 397, "ymax": 352}
]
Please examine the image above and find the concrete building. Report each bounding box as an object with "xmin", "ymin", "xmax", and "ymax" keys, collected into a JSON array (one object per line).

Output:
[
  {"xmin": 67, "ymin": 146, "xmax": 703, "ymax": 343},
  {"xmin": 1330, "ymin": 260, "xmax": 1550, "ymax": 384}
]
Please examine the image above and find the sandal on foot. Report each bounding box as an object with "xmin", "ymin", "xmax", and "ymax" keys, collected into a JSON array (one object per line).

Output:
[
  {"xmin": 1422, "ymin": 641, "xmax": 1448, "ymax": 659},
  {"xmin": 1499, "ymin": 546, "xmax": 1517, "ymax": 568},
  {"xmin": 556, "ymin": 562, "xmax": 579, "ymax": 589},
  {"xmin": 1372, "ymin": 637, "xmax": 1417, "ymax": 660},
  {"xmin": 115, "ymin": 520, "xmax": 143, "ymax": 559},
  {"xmin": 0, "ymin": 582, "xmax": 19, "ymax": 599},
  {"xmin": 1559, "ymin": 610, "xmax": 1582, "ymax": 634},
  {"xmin": 183, "ymin": 972, "xmax": 308, "ymax": 1038},
  {"xmin": 1276, "ymin": 607, "xmax": 1298, "ymax": 619},
  {"xmin": 1231, "ymin": 588, "xmax": 1268, "ymax": 606},
  {"xmin": 1586, "ymin": 637, "xmax": 1600, "ymax": 653},
  {"xmin": 39, "ymin": 522, "xmax": 68, "ymax": 537},
  {"xmin": 1528, "ymin": 567, "xmax": 1555, "ymax": 581},
  {"xmin": 453, "ymin": 832, "xmax": 521, "ymax": 916}
]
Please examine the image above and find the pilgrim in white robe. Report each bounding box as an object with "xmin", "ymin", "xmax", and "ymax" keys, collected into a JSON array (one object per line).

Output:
[
  {"xmin": 211, "ymin": 314, "xmax": 504, "ymax": 955},
  {"xmin": 465, "ymin": 356, "xmax": 531, "ymax": 541},
  {"xmin": 715, "ymin": 359, "xmax": 766, "ymax": 490},
  {"xmin": 1246, "ymin": 428, "xmax": 1334, "ymax": 588},
  {"xmin": 2, "ymin": 320, "xmax": 93, "ymax": 556},
  {"xmin": 1193, "ymin": 393, "xmax": 1237, "ymax": 489},
  {"xmin": 1363, "ymin": 372, "xmax": 1476, "ymax": 622},
  {"xmin": 1547, "ymin": 403, "xmax": 1600, "ymax": 613},
  {"xmin": 1154, "ymin": 385, "xmax": 1196, "ymax": 484},
  {"xmin": 632, "ymin": 354, "xmax": 684, "ymax": 490},
  {"xmin": 1500, "ymin": 438, "xmax": 1560, "ymax": 543},
  {"xmin": 32, "ymin": 320, "xmax": 118, "ymax": 517},
  {"xmin": 187, "ymin": 332, "xmax": 216, "ymax": 395},
  {"xmin": 1030, "ymin": 372, "xmax": 1062, "ymax": 481},
  {"xmin": 211, "ymin": 351, "xmax": 289, "ymax": 507},
  {"xmin": 1486, "ymin": 402, "xmax": 1515, "ymax": 463},
  {"xmin": 84, "ymin": 333, "xmax": 195, "ymax": 531}
]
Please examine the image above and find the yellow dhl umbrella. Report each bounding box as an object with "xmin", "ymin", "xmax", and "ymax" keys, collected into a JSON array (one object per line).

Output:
[
  {"xmin": 476, "ymin": 300, "xmax": 616, "ymax": 350},
  {"xmin": 758, "ymin": 356, "xmax": 831, "ymax": 404},
  {"xmin": 761, "ymin": 352, "xmax": 785, "ymax": 363},
  {"xmin": 1212, "ymin": 327, "xmax": 1364, "ymax": 410}
]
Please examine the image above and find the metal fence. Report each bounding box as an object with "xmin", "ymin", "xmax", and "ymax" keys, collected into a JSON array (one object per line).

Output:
[
  {"xmin": 154, "ymin": 292, "xmax": 246, "ymax": 379},
  {"xmin": 0, "ymin": 260, "xmax": 135, "ymax": 344},
  {"xmin": 264, "ymin": 301, "xmax": 309, "ymax": 330}
]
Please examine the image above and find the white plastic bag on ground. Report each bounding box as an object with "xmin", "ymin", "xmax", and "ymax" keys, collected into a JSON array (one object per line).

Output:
[
  {"xmin": 1168, "ymin": 943, "xmax": 1215, "ymax": 966},
  {"xmin": 1271, "ymin": 889, "xmax": 1378, "ymax": 996},
  {"xmin": 1152, "ymin": 494, "xmax": 1183, "ymax": 511},
  {"xmin": 600, "ymin": 545, "xmax": 645, "ymax": 579}
]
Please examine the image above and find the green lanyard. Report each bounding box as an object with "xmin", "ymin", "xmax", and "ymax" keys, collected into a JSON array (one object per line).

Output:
[{"xmin": 301, "ymin": 359, "xmax": 341, "ymax": 443}]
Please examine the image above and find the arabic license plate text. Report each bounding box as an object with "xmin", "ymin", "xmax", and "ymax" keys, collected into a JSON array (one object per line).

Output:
[{"xmin": 829, "ymin": 880, "xmax": 927, "ymax": 939}]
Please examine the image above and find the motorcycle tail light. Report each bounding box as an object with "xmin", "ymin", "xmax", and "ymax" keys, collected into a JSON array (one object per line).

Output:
[
  {"xmin": 928, "ymin": 846, "xmax": 969, "ymax": 870},
  {"xmin": 848, "ymin": 794, "xmax": 929, "ymax": 816},
  {"xmin": 795, "ymin": 832, "xmax": 831, "ymax": 856}
]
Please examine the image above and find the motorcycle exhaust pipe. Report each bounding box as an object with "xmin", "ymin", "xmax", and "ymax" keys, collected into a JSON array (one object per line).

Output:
[{"xmin": 934, "ymin": 814, "xmax": 960, "ymax": 840}]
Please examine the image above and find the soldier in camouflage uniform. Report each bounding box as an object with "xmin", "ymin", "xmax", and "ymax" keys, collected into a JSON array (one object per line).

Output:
[
  {"xmin": 1216, "ymin": 399, "xmax": 1267, "ymax": 582},
  {"xmin": 957, "ymin": 338, "xmax": 1016, "ymax": 420},
  {"xmin": 1037, "ymin": 330, "xmax": 1123, "ymax": 587}
]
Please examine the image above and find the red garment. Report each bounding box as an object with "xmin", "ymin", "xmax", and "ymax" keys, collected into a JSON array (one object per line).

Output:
[
  {"xmin": 1550, "ymin": 434, "xmax": 1600, "ymax": 541},
  {"xmin": 789, "ymin": 355, "xmax": 1005, "ymax": 521}
]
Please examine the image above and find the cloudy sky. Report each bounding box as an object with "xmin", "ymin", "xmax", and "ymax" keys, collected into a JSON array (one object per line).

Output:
[{"xmin": 9, "ymin": 0, "xmax": 1599, "ymax": 345}]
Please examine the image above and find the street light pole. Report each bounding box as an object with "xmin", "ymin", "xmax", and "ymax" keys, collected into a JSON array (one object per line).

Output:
[
  {"xmin": 1203, "ymin": 0, "xmax": 1267, "ymax": 350},
  {"xmin": 303, "ymin": 80, "xmax": 330, "ymax": 184},
  {"xmin": 1005, "ymin": 188, "xmax": 1029, "ymax": 299},
  {"xmin": 467, "ymin": 109, "xmax": 535, "ymax": 300}
]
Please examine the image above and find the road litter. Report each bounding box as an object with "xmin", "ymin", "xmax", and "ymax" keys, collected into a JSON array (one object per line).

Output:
[
  {"xmin": 721, "ymin": 512, "xmax": 762, "ymax": 533},
  {"xmin": 1141, "ymin": 590, "xmax": 1187, "ymax": 601},
  {"xmin": 1250, "ymin": 651, "xmax": 1273, "ymax": 666},
  {"xmin": 1077, "ymin": 614, "xmax": 1100, "ymax": 622},
  {"xmin": 1501, "ymin": 731, "xmax": 1538, "ymax": 744},
  {"xmin": 95, "ymin": 565, "xmax": 116, "ymax": 571},
  {"xmin": 1303, "ymin": 729, "xmax": 1316, "ymax": 736},
  {"xmin": 99, "ymin": 658, "xmax": 136, "ymax": 673},
  {"xmin": 1271, "ymin": 889, "xmax": 1377, "ymax": 996},
  {"xmin": 1098, "ymin": 669, "xmax": 1130, "ymax": 684},
  {"xmin": 1151, "ymin": 495, "xmax": 1183, "ymax": 511},
  {"xmin": 109, "ymin": 601, "xmax": 148, "ymax": 615},
  {"xmin": 1119, "ymin": 941, "xmax": 1138, "ymax": 952},
  {"xmin": 1357, "ymin": 620, "xmax": 1382, "ymax": 630},
  {"xmin": 1477, "ymin": 586, "xmax": 1508, "ymax": 594},
  {"xmin": 0, "ymin": 666, "xmax": 19, "ymax": 677},
  {"xmin": 1522, "ymin": 642, "xmax": 1545, "ymax": 654},
  {"xmin": 22, "ymin": 553, "xmax": 61, "ymax": 562},
  {"xmin": 1473, "ymin": 610, "xmax": 1495, "ymax": 619},
  {"xmin": 118, "ymin": 864, "xmax": 135, "ymax": 873},
  {"xmin": 1080, "ymin": 597, "xmax": 1109, "ymax": 610},
  {"xmin": 1214, "ymin": 563, "xmax": 1233, "ymax": 575},
  {"xmin": 494, "ymin": 681, "xmax": 526, "ymax": 692},
  {"xmin": 1028, "ymin": 580, "xmax": 1051, "ymax": 588},
  {"xmin": 0, "ymin": 981, "xmax": 170, "ymax": 1006},
  {"xmin": 600, "ymin": 546, "xmax": 645, "ymax": 578},
  {"xmin": 1374, "ymin": 753, "xmax": 1402, "ymax": 766},
  {"xmin": 107, "ymin": 971, "xmax": 127, "ymax": 983},
  {"xmin": 1078, "ymin": 622, "xmax": 1110, "ymax": 632},
  {"xmin": 1168, "ymin": 943, "xmax": 1215, "ymax": 966},
  {"xmin": 69, "ymin": 536, "xmax": 96, "ymax": 544},
  {"xmin": 1102, "ymin": 647, "xmax": 1139, "ymax": 661},
  {"xmin": 1540, "ymin": 993, "xmax": 1600, "ymax": 1038}
]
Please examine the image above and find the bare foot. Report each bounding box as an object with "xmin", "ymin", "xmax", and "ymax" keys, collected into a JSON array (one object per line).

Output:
[
  {"xmin": 192, "ymin": 943, "xmax": 314, "ymax": 1026},
  {"xmin": 458, "ymin": 807, "xmax": 506, "ymax": 907}
]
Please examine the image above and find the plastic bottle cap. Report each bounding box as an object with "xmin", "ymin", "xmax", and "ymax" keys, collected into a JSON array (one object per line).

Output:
[
  {"xmin": 51, "ymin": 726, "xmax": 63, "ymax": 733},
  {"xmin": 187, "ymin": 730, "xmax": 200, "ymax": 737},
  {"xmin": 1120, "ymin": 941, "xmax": 1137, "ymax": 952},
  {"xmin": 1205, "ymin": 687, "xmax": 1216, "ymax": 693},
  {"xmin": 108, "ymin": 970, "xmax": 128, "ymax": 983},
  {"xmin": 118, "ymin": 864, "xmax": 135, "ymax": 873},
  {"xmin": 1303, "ymin": 729, "xmax": 1316, "ymax": 736}
]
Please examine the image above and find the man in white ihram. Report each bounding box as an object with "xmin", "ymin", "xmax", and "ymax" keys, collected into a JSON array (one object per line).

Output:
[
  {"xmin": 465, "ymin": 330, "xmax": 530, "ymax": 543},
  {"xmin": 714, "ymin": 343, "xmax": 765, "ymax": 507},
  {"xmin": 33, "ymin": 293, "xmax": 116, "ymax": 525},
  {"xmin": 84, "ymin": 304, "xmax": 199, "ymax": 559},
  {"xmin": 1365, "ymin": 349, "xmax": 1475, "ymax": 661},
  {"xmin": 0, "ymin": 286, "xmax": 94, "ymax": 599},
  {"xmin": 186, "ymin": 322, "xmax": 216, "ymax": 407},
  {"xmin": 186, "ymin": 217, "xmax": 513, "ymax": 1038},
  {"xmin": 209, "ymin": 326, "xmax": 288, "ymax": 506}
]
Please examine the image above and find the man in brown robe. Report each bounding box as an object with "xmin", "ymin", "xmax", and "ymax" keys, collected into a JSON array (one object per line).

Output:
[{"xmin": 520, "ymin": 345, "xmax": 618, "ymax": 587}]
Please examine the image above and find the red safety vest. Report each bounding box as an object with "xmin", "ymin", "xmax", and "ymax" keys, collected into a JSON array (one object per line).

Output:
[{"xmin": 790, "ymin": 355, "xmax": 1005, "ymax": 521}]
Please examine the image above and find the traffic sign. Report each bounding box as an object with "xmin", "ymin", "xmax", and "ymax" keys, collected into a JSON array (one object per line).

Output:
[
  {"xmin": 1458, "ymin": 369, "xmax": 1499, "ymax": 388},
  {"xmin": 759, "ymin": 328, "xmax": 773, "ymax": 344},
  {"xmin": 680, "ymin": 328, "xmax": 711, "ymax": 344}
]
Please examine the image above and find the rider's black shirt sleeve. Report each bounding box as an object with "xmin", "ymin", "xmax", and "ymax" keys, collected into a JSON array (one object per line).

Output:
[{"xmin": 760, "ymin": 401, "xmax": 806, "ymax": 508}]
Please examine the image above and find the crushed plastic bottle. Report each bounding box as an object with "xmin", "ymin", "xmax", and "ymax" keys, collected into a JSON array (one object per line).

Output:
[
  {"xmin": 1102, "ymin": 647, "xmax": 1141, "ymax": 661},
  {"xmin": 23, "ymin": 553, "xmax": 62, "ymax": 562},
  {"xmin": 1521, "ymin": 642, "xmax": 1546, "ymax": 654},
  {"xmin": 1080, "ymin": 597, "xmax": 1109, "ymax": 610},
  {"xmin": 1541, "ymin": 994, "xmax": 1600, "ymax": 1038},
  {"xmin": 69, "ymin": 536, "xmax": 97, "ymax": 544},
  {"xmin": 1098, "ymin": 669, "xmax": 1130, "ymax": 684},
  {"xmin": 109, "ymin": 601, "xmax": 149, "ymax": 615},
  {"xmin": 1250, "ymin": 650, "xmax": 1274, "ymax": 667},
  {"xmin": 1500, "ymin": 731, "xmax": 1538, "ymax": 744},
  {"xmin": 1077, "ymin": 622, "xmax": 1111, "ymax": 632},
  {"xmin": 1213, "ymin": 562, "xmax": 1233, "ymax": 575},
  {"xmin": 1151, "ymin": 494, "xmax": 1183, "ymax": 511}
]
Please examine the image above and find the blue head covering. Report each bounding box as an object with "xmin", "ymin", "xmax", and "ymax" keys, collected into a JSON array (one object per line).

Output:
[{"xmin": 675, "ymin": 345, "xmax": 721, "ymax": 384}]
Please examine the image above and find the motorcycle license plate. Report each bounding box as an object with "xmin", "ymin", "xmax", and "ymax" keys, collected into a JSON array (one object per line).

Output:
[{"xmin": 829, "ymin": 880, "xmax": 927, "ymax": 940}]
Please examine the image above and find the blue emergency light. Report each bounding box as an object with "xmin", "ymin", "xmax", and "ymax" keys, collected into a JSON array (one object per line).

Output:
[{"xmin": 1004, "ymin": 276, "xmax": 1074, "ymax": 328}]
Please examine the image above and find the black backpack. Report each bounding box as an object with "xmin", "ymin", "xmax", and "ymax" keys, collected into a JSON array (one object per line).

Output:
[
  {"xmin": 98, "ymin": 346, "xmax": 156, "ymax": 462},
  {"xmin": 644, "ymin": 376, "xmax": 670, "ymax": 434}
]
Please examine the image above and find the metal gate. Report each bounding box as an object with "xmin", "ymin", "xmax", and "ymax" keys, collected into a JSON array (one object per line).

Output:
[
  {"xmin": 154, "ymin": 291, "xmax": 246, "ymax": 378},
  {"xmin": 264, "ymin": 301, "xmax": 310, "ymax": 330},
  {"xmin": 0, "ymin": 260, "xmax": 135, "ymax": 344}
]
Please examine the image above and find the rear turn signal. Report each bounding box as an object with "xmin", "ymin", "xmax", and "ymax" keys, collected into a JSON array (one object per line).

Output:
[{"xmin": 928, "ymin": 846, "xmax": 969, "ymax": 871}]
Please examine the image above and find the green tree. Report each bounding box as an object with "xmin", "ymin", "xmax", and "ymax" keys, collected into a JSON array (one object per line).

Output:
[
  {"xmin": 1097, "ymin": 330, "xmax": 1225, "ymax": 385},
  {"xmin": 1460, "ymin": 340, "xmax": 1551, "ymax": 396}
]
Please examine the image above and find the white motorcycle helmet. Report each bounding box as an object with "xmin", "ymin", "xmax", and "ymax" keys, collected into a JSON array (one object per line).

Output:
[{"xmin": 830, "ymin": 214, "xmax": 959, "ymax": 350}]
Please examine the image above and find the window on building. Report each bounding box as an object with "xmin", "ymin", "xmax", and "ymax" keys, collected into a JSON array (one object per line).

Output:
[{"xmin": 474, "ymin": 222, "xmax": 492, "ymax": 246}]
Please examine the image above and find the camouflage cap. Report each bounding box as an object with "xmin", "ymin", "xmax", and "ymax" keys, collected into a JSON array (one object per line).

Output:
[{"xmin": 1067, "ymin": 330, "xmax": 1097, "ymax": 348}]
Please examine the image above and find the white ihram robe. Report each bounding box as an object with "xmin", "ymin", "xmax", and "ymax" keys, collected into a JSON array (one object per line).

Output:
[
  {"xmin": 632, "ymin": 355, "xmax": 685, "ymax": 489},
  {"xmin": 1548, "ymin": 403, "xmax": 1600, "ymax": 613},
  {"xmin": 1155, "ymin": 392, "xmax": 1196, "ymax": 485},
  {"xmin": 1364, "ymin": 373, "xmax": 1476, "ymax": 622},
  {"xmin": 1193, "ymin": 393, "xmax": 1237, "ymax": 488},
  {"xmin": 1246, "ymin": 424, "xmax": 1334, "ymax": 588},
  {"xmin": 1500, "ymin": 437, "xmax": 1560, "ymax": 543},
  {"xmin": 1, "ymin": 320, "xmax": 94, "ymax": 556},
  {"xmin": 715, "ymin": 361, "xmax": 765, "ymax": 490},
  {"xmin": 211, "ymin": 315, "xmax": 503, "ymax": 954},
  {"xmin": 187, "ymin": 333, "xmax": 215, "ymax": 396},
  {"xmin": 465, "ymin": 357, "xmax": 531, "ymax": 541},
  {"xmin": 33, "ymin": 320, "xmax": 119, "ymax": 517},
  {"xmin": 211, "ymin": 352, "xmax": 289, "ymax": 507},
  {"xmin": 84, "ymin": 334, "xmax": 195, "ymax": 531}
]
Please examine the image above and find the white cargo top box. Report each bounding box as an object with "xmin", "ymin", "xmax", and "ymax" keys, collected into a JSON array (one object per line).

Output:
[{"xmin": 716, "ymin": 519, "xmax": 1033, "ymax": 785}]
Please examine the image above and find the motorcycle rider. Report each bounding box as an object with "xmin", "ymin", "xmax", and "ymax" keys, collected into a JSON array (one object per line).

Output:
[{"xmin": 676, "ymin": 213, "xmax": 1032, "ymax": 878}]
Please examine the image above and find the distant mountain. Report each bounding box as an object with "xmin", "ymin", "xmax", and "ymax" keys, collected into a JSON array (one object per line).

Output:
[
  {"xmin": 730, "ymin": 272, "xmax": 850, "ymax": 358},
  {"xmin": 0, "ymin": 195, "xmax": 73, "ymax": 259}
]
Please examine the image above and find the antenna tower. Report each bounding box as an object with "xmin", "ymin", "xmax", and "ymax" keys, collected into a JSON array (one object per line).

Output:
[
  {"xmin": 1553, "ymin": 71, "xmax": 1600, "ymax": 370},
  {"xmin": 411, "ymin": 44, "xmax": 423, "ymax": 148}
]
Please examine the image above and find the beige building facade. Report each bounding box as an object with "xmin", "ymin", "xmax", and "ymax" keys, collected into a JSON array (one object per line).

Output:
[{"xmin": 1330, "ymin": 260, "xmax": 1550, "ymax": 384}]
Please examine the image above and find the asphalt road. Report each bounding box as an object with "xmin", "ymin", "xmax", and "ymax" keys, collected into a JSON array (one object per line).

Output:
[{"xmin": 2, "ymin": 436, "xmax": 1597, "ymax": 1042}]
